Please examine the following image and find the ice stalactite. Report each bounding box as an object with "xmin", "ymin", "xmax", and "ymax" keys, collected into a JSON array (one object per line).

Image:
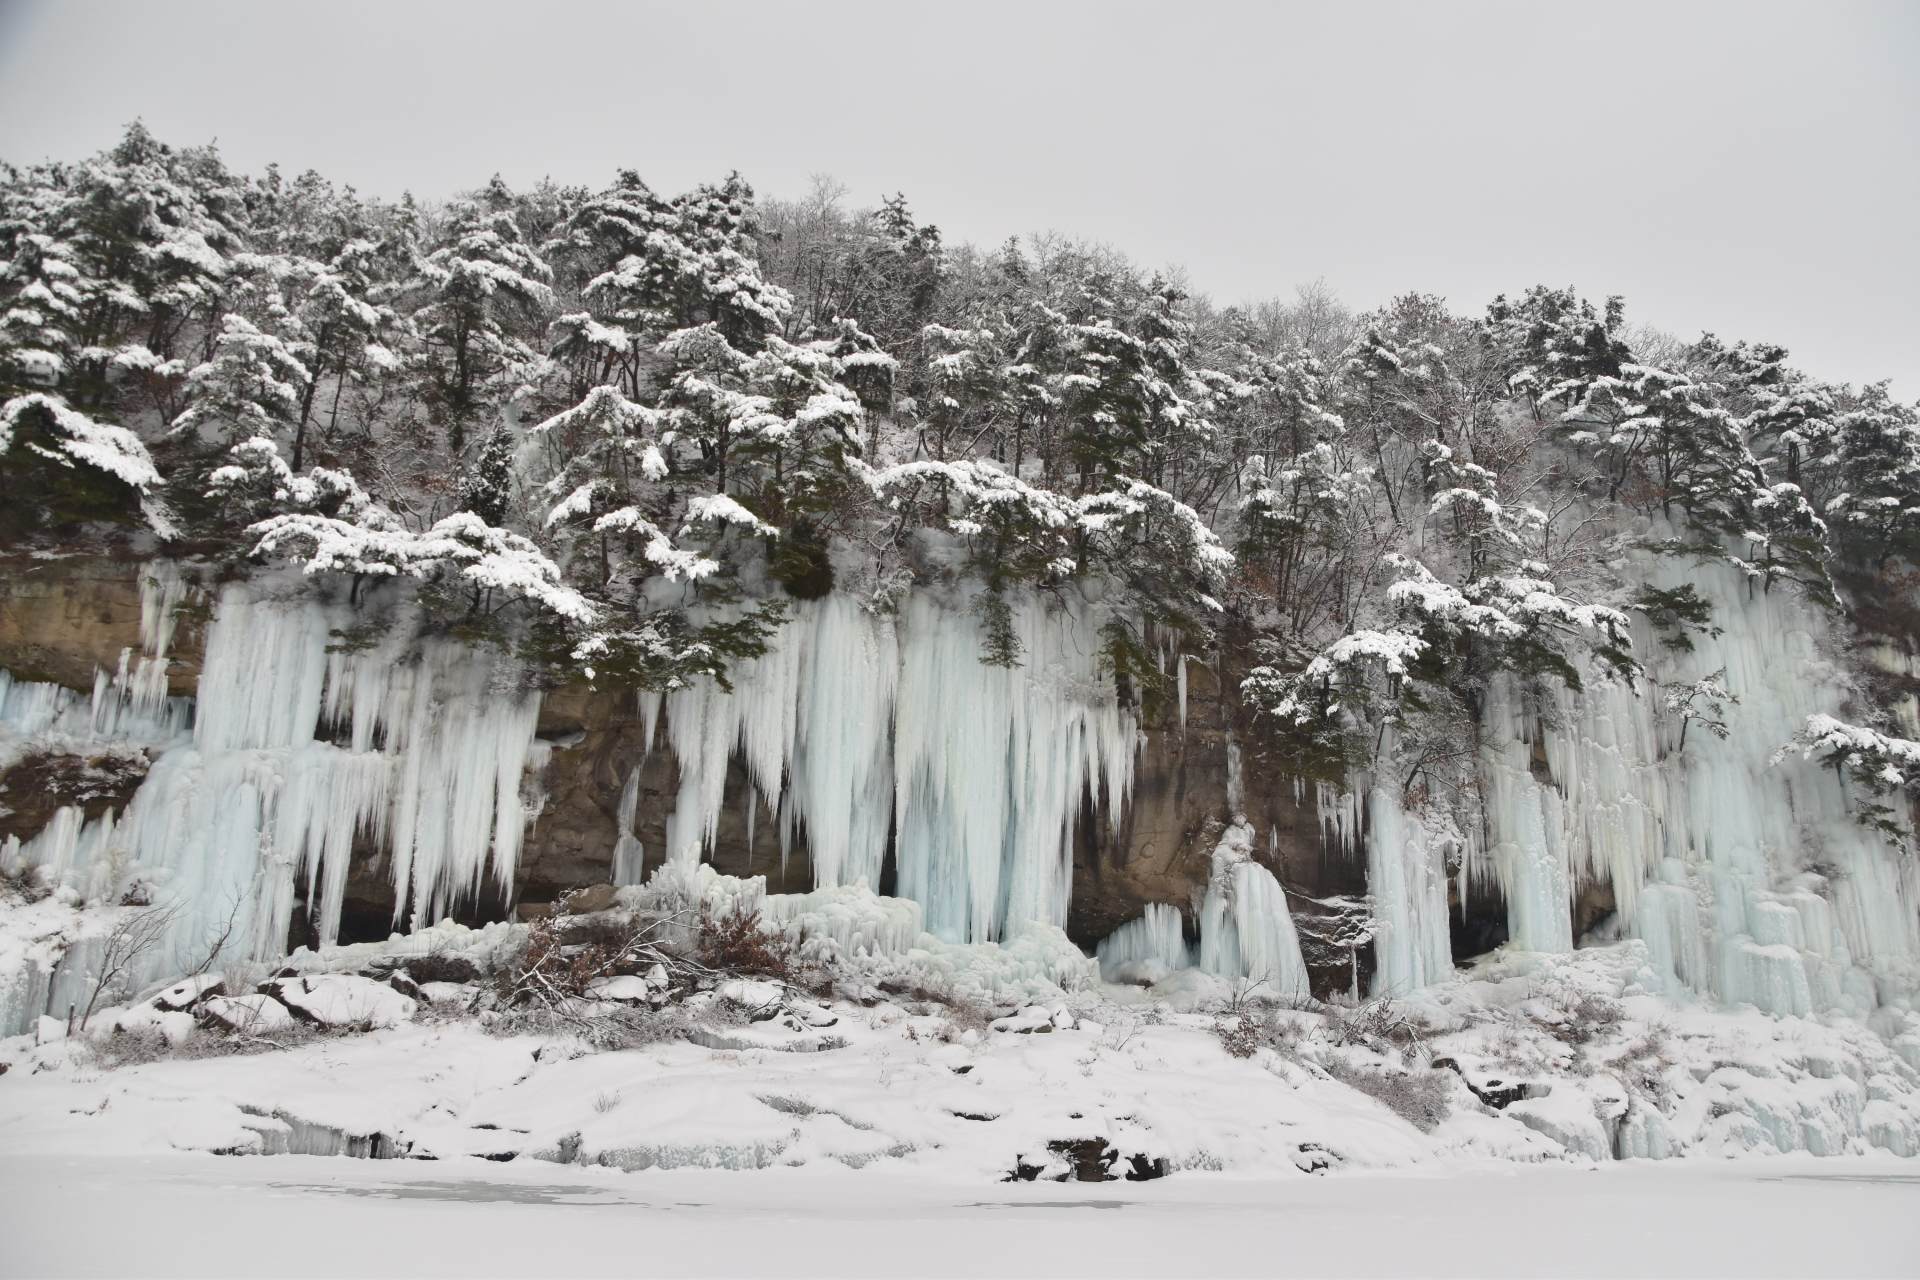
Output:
[
  {"xmin": 612, "ymin": 767, "xmax": 645, "ymax": 885},
  {"xmin": 894, "ymin": 590, "xmax": 1136, "ymax": 943},
  {"xmin": 1310, "ymin": 761, "xmax": 1451, "ymax": 998},
  {"xmin": 374, "ymin": 642, "xmax": 543, "ymax": 929},
  {"xmin": 1196, "ymin": 821, "xmax": 1311, "ymax": 999},
  {"xmin": 1476, "ymin": 677, "xmax": 1575, "ymax": 954},
  {"xmin": 644, "ymin": 587, "xmax": 1137, "ymax": 944},
  {"xmin": 87, "ymin": 560, "xmax": 194, "ymax": 741},
  {"xmin": 655, "ymin": 592, "xmax": 897, "ymax": 886}
]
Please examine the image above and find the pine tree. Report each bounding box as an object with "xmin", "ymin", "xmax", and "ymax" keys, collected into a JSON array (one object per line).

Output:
[
  {"xmin": 408, "ymin": 194, "xmax": 552, "ymax": 451},
  {"xmin": 0, "ymin": 229, "xmax": 85, "ymax": 395},
  {"xmin": 170, "ymin": 313, "xmax": 309, "ymax": 449},
  {"xmin": 457, "ymin": 424, "xmax": 518, "ymax": 526},
  {"xmin": 1826, "ymin": 383, "xmax": 1920, "ymax": 568}
]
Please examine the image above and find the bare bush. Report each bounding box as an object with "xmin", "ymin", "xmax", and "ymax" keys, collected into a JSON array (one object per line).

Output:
[
  {"xmin": 0, "ymin": 862, "xmax": 51, "ymax": 903},
  {"xmin": 482, "ymin": 997, "xmax": 743, "ymax": 1051},
  {"xmin": 1215, "ymin": 1013, "xmax": 1264, "ymax": 1059},
  {"xmin": 83, "ymin": 1019, "xmax": 340, "ymax": 1070},
  {"xmin": 694, "ymin": 904, "xmax": 814, "ymax": 986},
  {"xmin": 1319, "ymin": 999, "xmax": 1432, "ymax": 1054},
  {"xmin": 1528, "ymin": 982, "xmax": 1626, "ymax": 1047},
  {"xmin": 1322, "ymin": 1059, "xmax": 1454, "ymax": 1131},
  {"xmin": 80, "ymin": 901, "xmax": 181, "ymax": 1030}
]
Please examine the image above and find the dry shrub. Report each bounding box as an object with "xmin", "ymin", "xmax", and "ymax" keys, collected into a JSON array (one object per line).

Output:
[
  {"xmin": 1320, "ymin": 999, "xmax": 1432, "ymax": 1053},
  {"xmin": 1214, "ymin": 1008, "xmax": 1310, "ymax": 1060},
  {"xmin": 694, "ymin": 904, "xmax": 807, "ymax": 983},
  {"xmin": 1216, "ymin": 1013, "xmax": 1264, "ymax": 1059},
  {"xmin": 84, "ymin": 1020, "xmax": 338, "ymax": 1070},
  {"xmin": 1529, "ymin": 985, "xmax": 1625, "ymax": 1047},
  {"xmin": 482, "ymin": 1000, "xmax": 730, "ymax": 1051},
  {"xmin": 1322, "ymin": 1059, "xmax": 1454, "ymax": 1132},
  {"xmin": 495, "ymin": 911, "xmax": 625, "ymax": 1007},
  {"xmin": 0, "ymin": 862, "xmax": 50, "ymax": 903}
]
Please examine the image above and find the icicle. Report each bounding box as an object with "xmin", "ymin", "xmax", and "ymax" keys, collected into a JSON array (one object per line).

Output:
[
  {"xmin": 1364, "ymin": 781, "xmax": 1452, "ymax": 997},
  {"xmin": 612, "ymin": 767, "xmax": 645, "ymax": 885},
  {"xmin": 1096, "ymin": 903, "xmax": 1192, "ymax": 978},
  {"xmin": 645, "ymin": 587, "xmax": 1137, "ymax": 944},
  {"xmin": 3, "ymin": 576, "xmax": 550, "ymax": 985},
  {"xmin": 637, "ymin": 690, "xmax": 663, "ymax": 758},
  {"xmin": 1476, "ymin": 676, "xmax": 1574, "ymax": 953},
  {"xmin": 1226, "ymin": 734, "xmax": 1244, "ymax": 816},
  {"xmin": 86, "ymin": 560, "xmax": 193, "ymax": 742}
]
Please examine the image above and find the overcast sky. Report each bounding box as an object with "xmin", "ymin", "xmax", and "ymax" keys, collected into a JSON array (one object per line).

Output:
[{"xmin": 1, "ymin": 0, "xmax": 1913, "ymax": 395}]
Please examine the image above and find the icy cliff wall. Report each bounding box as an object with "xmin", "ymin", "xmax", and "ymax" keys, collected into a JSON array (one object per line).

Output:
[
  {"xmin": 1, "ymin": 568, "xmax": 1166, "ymax": 1032},
  {"xmin": 1346, "ymin": 554, "xmax": 1920, "ymax": 1016},
  {"xmin": 4, "ymin": 554, "xmax": 1917, "ymax": 1036},
  {"xmin": 2, "ymin": 569, "xmax": 544, "ymax": 1023}
]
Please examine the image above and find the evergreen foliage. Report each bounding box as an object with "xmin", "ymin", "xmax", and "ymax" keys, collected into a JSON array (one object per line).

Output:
[{"xmin": 0, "ymin": 124, "xmax": 1913, "ymax": 795}]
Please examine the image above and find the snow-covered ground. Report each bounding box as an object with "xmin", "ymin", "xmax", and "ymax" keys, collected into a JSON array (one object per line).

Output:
[
  {"xmin": 5, "ymin": 930, "xmax": 1920, "ymax": 1168},
  {"xmin": 6, "ymin": 867, "xmax": 1920, "ymax": 1278},
  {"xmin": 1, "ymin": 1152, "xmax": 1915, "ymax": 1278}
]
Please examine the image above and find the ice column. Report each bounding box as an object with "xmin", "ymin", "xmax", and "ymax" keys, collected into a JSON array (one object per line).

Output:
[{"xmin": 1196, "ymin": 821, "xmax": 1311, "ymax": 999}]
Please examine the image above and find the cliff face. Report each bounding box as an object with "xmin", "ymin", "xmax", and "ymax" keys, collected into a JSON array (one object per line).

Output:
[
  {"xmin": 0, "ymin": 557, "xmax": 205, "ymax": 695},
  {"xmin": 6, "ymin": 554, "xmax": 1916, "ymax": 1011}
]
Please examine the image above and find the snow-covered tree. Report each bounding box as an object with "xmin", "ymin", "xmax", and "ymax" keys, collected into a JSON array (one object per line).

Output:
[
  {"xmin": 1776, "ymin": 714, "xmax": 1920, "ymax": 841},
  {"xmin": 456, "ymin": 423, "xmax": 518, "ymax": 527},
  {"xmin": 170, "ymin": 313, "xmax": 308, "ymax": 448},
  {"xmin": 0, "ymin": 391, "xmax": 165, "ymax": 536},
  {"xmin": 407, "ymin": 196, "xmax": 552, "ymax": 449},
  {"xmin": 1662, "ymin": 668, "xmax": 1737, "ymax": 755},
  {"xmin": 1825, "ymin": 384, "xmax": 1920, "ymax": 569}
]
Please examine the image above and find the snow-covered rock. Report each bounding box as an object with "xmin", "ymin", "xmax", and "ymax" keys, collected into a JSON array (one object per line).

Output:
[
  {"xmin": 262, "ymin": 975, "xmax": 415, "ymax": 1029},
  {"xmin": 198, "ymin": 993, "xmax": 293, "ymax": 1034},
  {"xmin": 149, "ymin": 974, "xmax": 225, "ymax": 1012},
  {"xmin": 583, "ymin": 975, "xmax": 656, "ymax": 1005}
]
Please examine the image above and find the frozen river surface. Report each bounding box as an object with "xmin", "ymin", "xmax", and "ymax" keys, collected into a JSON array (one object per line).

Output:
[{"xmin": 2, "ymin": 1153, "xmax": 1917, "ymax": 1277}]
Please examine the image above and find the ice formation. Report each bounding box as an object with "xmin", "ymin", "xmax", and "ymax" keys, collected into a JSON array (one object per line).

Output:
[
  {"xmin": 1097, "ymin": 903, "xmax": 1192, "ymax": 979},
  {"xmin": 1358, "ymin": 783, "xmax": 1454, "ymax": 997},
  {"xmin": 1093, "ymin": 821, "xmax": 1315, "ymax": 996},
  {"xmin": 5, "ymin": 544, "xmax": 1917, "ymax": 1036},
  {"xmin": 2, "ymin": 570, "xmax": 546, "ymax": 1032},
  {"xmin": 640, "ymin": 587, "xmax": 1138, "ymax": 944},
  {"xmin": 1196, "ymin": 821, "xmax": 1311, "ymax": 999},
  {"xmin": 1399, "ymin": 553, "xmax": 1917, "ymax": 1014}
]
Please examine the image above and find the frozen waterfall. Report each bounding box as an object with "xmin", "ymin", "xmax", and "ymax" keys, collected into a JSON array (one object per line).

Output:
[
  {"xmin": 639, "ymin": 588, "xmax": 1140, "ymax": 944},
  {"xmin": 2, "ymin": 571, "xmax": 546, "ymax": 1031}
]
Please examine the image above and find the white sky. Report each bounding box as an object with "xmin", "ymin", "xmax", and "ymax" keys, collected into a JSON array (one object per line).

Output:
[{"xmin": 1, "ymin": 0, "xmax": 1914, "ymax": 395}]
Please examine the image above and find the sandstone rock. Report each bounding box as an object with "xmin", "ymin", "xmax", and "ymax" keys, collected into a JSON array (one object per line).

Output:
[
  {"xmin": 991, "ymin": 1006, "xmax": 1056, "ymax": 1034},
  {"xmin": 401, "ymin": 953, "xmax": 484, "ymax": 984},
  {"xmin": 563, "ymin": 884, "xmax": 620, "ymax": 914},
  {"xmin": 384, "ymin": 970, "xmax": 424, "ymax": 1001}
]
